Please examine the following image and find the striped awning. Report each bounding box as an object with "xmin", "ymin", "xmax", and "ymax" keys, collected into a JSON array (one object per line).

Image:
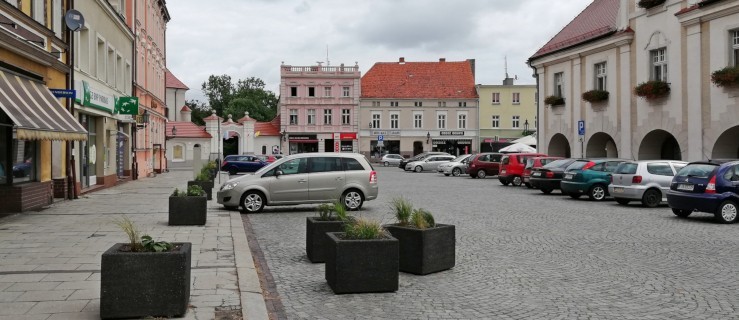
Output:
[{"xmin": 0, "ymin": 70, "xmax": 87, "ymax": 141}]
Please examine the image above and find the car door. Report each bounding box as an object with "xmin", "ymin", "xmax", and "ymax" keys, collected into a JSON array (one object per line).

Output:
[
  {"xmin": 646, "ymin": 162, "xmax": 675, "ymax": 196},
  {"xmin": 308, "ymin": 156, "xmax": 345, "ymax": 201},
  {"xmin": 421, "ymin": 157, "xmax": 438, "ymax": 171},
  {"xmin": 268, "ymin": 157, "xmax": 310, "ymax": 203}
]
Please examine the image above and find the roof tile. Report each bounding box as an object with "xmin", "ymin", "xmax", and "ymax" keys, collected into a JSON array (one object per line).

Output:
[
  {"xmin": 361, "ymin": 60, "xmax": 477, "ymax": 99},
  {"xmin": 165, "ymin": 69, "xmax": 189, "ymax": 90},
  {"xmin": 166, "ymin": 121, "xmax": 211, "ymax": 139}
]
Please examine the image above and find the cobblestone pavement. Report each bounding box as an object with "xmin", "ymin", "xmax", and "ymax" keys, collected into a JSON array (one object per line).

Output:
[{"xmin": 244, "ymin": 166, "xmax": 739, "ymax": 320}]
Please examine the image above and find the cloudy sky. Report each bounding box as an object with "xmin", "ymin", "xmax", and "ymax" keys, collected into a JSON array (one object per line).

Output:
[{"xmin": 166, "ymin": 0, "xmax": 593, "ymax": 103}]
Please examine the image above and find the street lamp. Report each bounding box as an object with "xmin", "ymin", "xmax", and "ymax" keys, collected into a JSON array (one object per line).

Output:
[
  {"xmin": 524, "ymin": 119, "xmax": 529, "ymax": 135},
  {"xmin": 172, "ymin": 126, "xmax": 177, "ymax": 136},
  {"xmin": 281, "ymin": 130, "xmax": 287, "ymax": 142},
  {"xmin": 426, "ymin": 132, "xmax": 430, "ymax": 144}
]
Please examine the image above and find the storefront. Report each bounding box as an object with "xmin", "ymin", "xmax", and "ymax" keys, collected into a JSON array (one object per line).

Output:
[
  {"xmin": 324, "ymin": 132, "xmax": 358, "ymax": 153},
  {"xmin": 480, "ymin": 137, "xmax": 512, "ymax": 152},
  {"xmin": 288, "ymin": 134, "xmax": 318, "ymax": 154},
  {"xmin": 432, "ymin": 138, "xmax": 472, "ymax": 156}
]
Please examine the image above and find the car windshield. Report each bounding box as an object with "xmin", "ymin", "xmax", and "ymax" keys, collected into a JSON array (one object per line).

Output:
[
  {"xmin": 525, "ymin": 159, "xmax": 534, "ymax": 169},
  {"xmin": 543, "ymin": 159, "xmax": 570, "ymax": 168},
  {"xmin": 566, "ymin": 160, "xmax": 590, "ymax": 171},
  {"xmin": 615, "ymin": 163, "xmax": 638, "ymax": 174},
  {"xmin": 675, "ymin": 164, "xmax": 717, "ymax": 178}
]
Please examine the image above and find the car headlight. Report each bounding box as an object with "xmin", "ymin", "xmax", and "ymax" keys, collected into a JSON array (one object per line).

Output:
[{"xmin": 221, "ymin": 182, "xmax": 239, "ymax": 191}]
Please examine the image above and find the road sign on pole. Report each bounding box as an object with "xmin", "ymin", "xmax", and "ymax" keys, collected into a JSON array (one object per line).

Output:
[
  {"xmin": 377, "ymin": 135, "xmax": 384, "ymax": 141},
  {"xmin": 578, "ymin": 121, "xmax": 585, "ymax": 136}
]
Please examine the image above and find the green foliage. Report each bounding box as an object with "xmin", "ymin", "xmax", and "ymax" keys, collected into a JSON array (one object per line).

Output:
[
  {"xmin": 634, "ymin": 80, "xmax": 670, "ymax": 100},
  {"xmin": 544, "ymin": 95, "xmax": 565, "ymax": 106},
  {"xmin": 333, "ymin": 201, "xmax": 349, "ymax": 222},
  {"xmin": 581, "ymin": 90, "xmax": 609, "ymax": 103},
  {"xmin": 390, "ymin": 197, "xmax": 413, "ymax": 225},
  {"xmin": 114, "ymin": 216, "xmax": 143, "ymax": 252},
  {"xmin": 315, "ymin": 201, "xmax": 350, "ymax": 221},
  {"xmin": 187, "ymin": 99, "xmax": 211, "ymax": 126},
  {"xmin": 201, "ymin": 75, "xmax": 278, "ymax": 122},
  {"xmin": 195, "ymin": 171, "xmax": 210, "ymax": 182},
  {"xmin": 141, "ymin": 235, "xmax": 173, "ymax": 252},
  {"xmin": 410, "ymin": 208, "xmax": 436, "ymax": 230},
  {"xmin": 711, "ymin": 66, "xmax": 739, "ymax": 88},
  {"xmin": 343, "ymin": 217, "xmax": 386, "ymax": 240},
  {"xmin": 637, "ymin": 0, "xmax": 666, "ymax": 9},
  {"xmin": 187, "ymin": 185, "xmax": 206, "ymax": 197},
  {"xmin": 316, "ymin": 203, "xmax": 333, "ymax": 220}
]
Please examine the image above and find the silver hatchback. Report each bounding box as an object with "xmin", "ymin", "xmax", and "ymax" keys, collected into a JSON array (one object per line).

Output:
[
  {"xmin": 609, "ymin": 160, "xmax": 687, "ymax": 207},
  {"xmin": 217, "ymin": 153, "xmax": 379, "ymax": 213}
]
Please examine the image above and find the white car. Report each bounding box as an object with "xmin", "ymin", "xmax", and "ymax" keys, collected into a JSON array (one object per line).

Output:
[
  {"xmin": 437, "ymin": 154, "xmax": 473, "ymax": 176},
  {"xmin": 405, "ymin": 155, "xmax": 456, "ymax": 173},
  {"xmin": 380, "ymin": 154, "xmax": 403, "ymax": 167}
]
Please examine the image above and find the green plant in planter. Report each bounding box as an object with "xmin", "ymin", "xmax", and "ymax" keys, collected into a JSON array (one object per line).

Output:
[
  {"xmin": 711, "ymin": 66, "xmax": 739, "ymax": 88},
  {"xmin": 634, "ymin": 80, "xmax": 670, "ymax": 100},
  {"xmin": 343, "ymin": 217, "xmax": 387, "ymax": 240},
  {"xmin": 544, "ymin": 95, "xmax": 565, "ymax": 106},
  {"xmin": 582, "ymin": 90, "xmax": 609, "ymax": 103},
  {"xmin": 391, "ymin": 196, "xmax": 413, "ymax": 225},
  {"xmin": 637, "ymin": 0, "xmax": 666, "ymax": 9},
  {"xmin": 306, "ymin": 201, "xmax": 352, "ymax": 263},
  {"xmin": 410, "ymin": 208, "xmax": 436, "ymax": 230},
  {"xmin": 113, "ymin": 216, "xmax": 172, "ymax": 252},
  {"xmin": 195, "ymin": 171, "xmax": 210, "ymax": 182}
]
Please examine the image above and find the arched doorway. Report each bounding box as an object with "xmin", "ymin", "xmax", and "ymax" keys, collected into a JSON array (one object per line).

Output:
[
  {"xmin": 413, "ymin": 141, "xmax": 424, "ymax": 156},
  {"xmin": 638, "ymin": 130, "xmax": 681, "ymax": 160},
  {"xmin": 548, "ymin": 134, "xmax": 571, "ymax": 157},
  {"xmin": 223, "ymin": 132, "xmax": 240, "ymax": 156},
  {"xmin": 586, "ymin": 132, "xmax": 618, "ymax": 158},
  {"xmin": 712, "ymin": 126, "xmax": 739, "ymax": 159}
]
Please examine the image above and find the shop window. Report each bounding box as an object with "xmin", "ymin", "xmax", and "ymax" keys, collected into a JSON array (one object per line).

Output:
[
  {"xmin": 11, "ymin": 140, "xmax": 37, "ymax": 184},
  {"xmin": 173, "ymin": 144, "xmax": 184, "ymax": 161}
]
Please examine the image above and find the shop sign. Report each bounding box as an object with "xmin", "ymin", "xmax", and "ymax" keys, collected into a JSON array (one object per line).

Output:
[
  {"xmin": 115, "ymin": 97, "xmax": 139, "ymax": 115},
  {"xmin": 341, "ymin": 145, "xmax": 353, "ymax": 151},
  {"xmin": 440, "ymin": 131, "xmax": 465, "ymax": 136},
  {"xmin": 75, "ymin": 80, "xmax": 114, "ymax": 113},
  {"xmin": 340, "ymin": 132, "xmax": 357, "ymax": 140},
  {"xmin": 371, "ymin": 130, "xmax": 400, "ymax": 136},
  {"xmin": 289, "ymin": 135, "xmax": 315, "ymax": 140},
  {"xmin": 49, "ymin": 89, "xmax": 76, "ymax": 99}
]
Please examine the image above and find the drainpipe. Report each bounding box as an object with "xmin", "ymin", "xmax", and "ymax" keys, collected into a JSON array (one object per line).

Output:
[
  {"xmin": 131, "ymin": 0, "xmax": 138, "ymax": 180},
  {"xmin": 529, "ymin": 63, "xmax": 540, "ymax": 150},
  {"xmin": 67, "ymin": 0, "xmax": 78, "ymax": 199}
]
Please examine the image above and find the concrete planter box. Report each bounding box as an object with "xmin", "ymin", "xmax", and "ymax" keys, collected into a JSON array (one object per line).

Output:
[
  {"xmin": 169, "ymin": 196, "xmax": 207, "ymax": 226},
  {"xmin": 100, "ymin": 242, "xmax": 192, "ymax": 319},
  {"xmin": 306, "ymin": 217, "xmax": 348, "ymax": 263},
  {"xmin": 187, "ymin": 180, "xmax": 214, "ymax": 200},
  {"xmin": 384, "ymin": 224, "xmax": 456, "ymax": 275},
  {"xmin": 325, "ymin": 232, "xmax": 398, "ymax": 294}
]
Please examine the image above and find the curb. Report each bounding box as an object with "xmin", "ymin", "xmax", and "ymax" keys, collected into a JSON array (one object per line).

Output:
[{"xmin": 231, "ymin": 211, "xmax": 269, "ymax": 320}]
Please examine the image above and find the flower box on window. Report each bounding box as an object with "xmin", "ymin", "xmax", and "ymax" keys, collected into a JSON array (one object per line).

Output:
[
  {"xmin": 544, "ymin": 96, "xmax": 565, "ymax": 107},
  {"xmin": 582, "ymin": 90, "xmax": 609, "ymax": 103},
  {"xmin": 634, "ymin": 80, "xmax": 670, "ymax": 100},
  {"xmin": 711, "ymin": 66, "xmax": 739, "ymax": 88},
  {"xmin": 637, "ymin": 0, "xmax": 666, "ymax": 9}
]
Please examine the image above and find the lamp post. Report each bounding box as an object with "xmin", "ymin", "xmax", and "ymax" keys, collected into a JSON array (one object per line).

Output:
[
  {"xmin": 172, "ymin": 126, "xmax": 177, "ymax": 136},
  {"xmin": 524, "ymin": 119, "xmax": 529, "ymax": 136},
  {"xmin": 426, "ymin": 132, "xmax": 430, "ymax": 144}
]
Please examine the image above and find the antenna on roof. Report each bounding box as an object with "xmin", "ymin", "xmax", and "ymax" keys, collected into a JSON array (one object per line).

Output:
[{"xmin": 504, "ymin": 56, "xmax": 509, "ymax": 79}]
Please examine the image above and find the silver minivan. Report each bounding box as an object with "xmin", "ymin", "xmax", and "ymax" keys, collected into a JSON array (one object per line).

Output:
[
  {"xmin": 217, "ymin": 153, "xmax": 378, "ymax": 213},
  {"xmin": 609, "ymin": 160, "xmax": 687, "ymax": 207}
]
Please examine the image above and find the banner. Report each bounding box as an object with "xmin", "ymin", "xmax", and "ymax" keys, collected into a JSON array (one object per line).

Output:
[{"xmin": 115, "ymin": 97, "xmax": 139, "ymax": 115}]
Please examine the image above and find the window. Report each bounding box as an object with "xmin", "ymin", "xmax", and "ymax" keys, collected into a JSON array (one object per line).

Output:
[
  {"xmin": 437, "ymin": 113, "xmax": 446, "ymax": 129},
  {"xmin": 308, "ymin": 87, "xmax": 315, "ymax": 97},
  {"xmin": 512, "ymin": 116, "xmax": 520, "ymax": 128},
  {"xmin": 9, "ymin": 140, "xmax": 37, "ymax": 183},
  {"xmin": 107, "ymin": 47, "xmax": 115, "ymax": 85},
  {"xmin": 52, "ymin": 0, "xmax": 62, "ymax": 38},
  {"xmin": 650, "ymin": 48, "xmax": 667, "ymax": 81},
  {"xmin": 343, "ymin": 158, "xmax": 365, "ymax": 171},
  {"xmin": 458, "ymin": 102, "xmax": 466, "ymax": 107},
  {"xmin": 290, "ymin": 87, "xmax": 297, "ymax": 97},
  {"xmin": 309, "ymin": 157, "xmax": 342, "ymax": 173},
  {"xmin": 5, "ymin": 0, "xmax": 18, "ymax": 7},
  {"xmin": 324, "ymin": 87, "xmax": 332, "ymax": 97},
  {"xmin": 414, "ymin": 101, "xmax": 423, "ymax": 107},
  {"xmin": 647, "ymin": 163, "xmax": 674, "ymax": 176},
  {"xmin": 438, "ymin": 101, "xmax": 447, "ymax": 107},
  {"xmin": 307, "ymin": 109, "xmax": 316, "ymax": 125},
  {"xmin": 371, "ymin": 113, "xmax": 381, "ymax": 129},
  {"xmin": 275, "ymin": 158, "xmax": 307, "ymax": 175},
  {"xmin": 390, "ymin": 101, "xmax": 399, "ymax": 107},
  {"xmin": 595, "ymin": 62, "xmax": 607, "ymax": 90},
  {"xmin": 97, "ymin": 38, "xmax": 106, "ymax": 79},
  {"xmin": 390, "ymin": 113, "xmax": 399, "ymax": 129},
  {"xmin": 341, "ymin": 109, "xmax": 350, "ymax": 125},
  {"xmin": 414, "ymin": 113, "xmax": 422, "ymax": 128},
  {"xmin": 554, "ymin": 72, "xmax": 564, "ymax": 97},
  {"xmin": 79, "ymin": 28, "xmax": 90, "ymax": 72},
  {"xmin": 372, "ymin": 101, "xmax": 380, "ymax": 107},
  {"xmin": 458, "ymin": 114, "xmax": 467, "ymax": 129},
  {"xmin": 732, "ymin": 30, "xmax": 739, "ymax": 66},
  {"xmin": 342, "ymin": 86, "xmax": 350, "ymax": 97},
  {"xmin": 491, "ymin": 115, "xmax": 500, "ymax": 128},
  {"xmin": 323, "ymin": 109, "xmax": 332, "ymax": 125},
  {"xmin": 289, "ymin": 109, "xmax": 298, "ymax": 125},
  {"xmin": 492, "ymin": 93, "xmax": 500, "ymax": 104},
  {"xmin": 173, "ymin": 144, "xmax": 184, "ymax": 161},
  {"xmin": 512, "ymin": 93, "xmax": 520, "ymax": 104},
  {"xmin": 32, "ymin": 0, "xmax": 44, "ymax": 24}
]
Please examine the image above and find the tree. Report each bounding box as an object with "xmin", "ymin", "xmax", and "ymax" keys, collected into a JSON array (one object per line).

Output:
[
  {"xmin": 200, "ymin": 75, "xmax": 278, "ymax": 122},
  {"xmin": 185, "ymin": 100, "xmax": 211, "ymax": 126}
]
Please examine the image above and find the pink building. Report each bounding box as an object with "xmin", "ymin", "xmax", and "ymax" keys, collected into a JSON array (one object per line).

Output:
[{"xmin": 279, "ymin": 63, "xmax": 361, "ymax": 154}]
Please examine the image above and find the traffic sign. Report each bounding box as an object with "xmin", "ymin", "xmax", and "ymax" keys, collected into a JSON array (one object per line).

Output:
[
  {"xmin": 578, "ymin": 120, "xmax": 585, "ymax": 136},
  {"xmin": 377, "ymin": 135, "xmax": 384, "ymax": 141},
  {"xmin": 49, "ymin": 89, "xmax": 75, "ymax": 99}
]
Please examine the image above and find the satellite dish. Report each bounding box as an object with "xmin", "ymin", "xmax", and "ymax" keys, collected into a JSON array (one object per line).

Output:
[{"xmin": 64, "ymin": 9, "xmax": 84, "ymax": 32}]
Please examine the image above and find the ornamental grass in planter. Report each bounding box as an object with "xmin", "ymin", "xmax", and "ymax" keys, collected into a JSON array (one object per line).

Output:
[
  {"xmin": 638, "ymin": 0, "xmax": 666, "ymax": 9},
  {"xmin": 306, "ymin": 202, "xmax": 352, "ymax": 263},
  {"xmin": 544, "ymin": 95, "xmax": 565, "ymax": 107},
  {"xmin": 711, "ymin": 66, "xmax": 739, "ymax": 88},
  {"xmin": 101, "ymin": 217, "xmax": 191, "ymax": 319},
  {"xmin": 325, "ymin": 217, "xmax": 398, "ymax": 294},
  {"xmin": 582, "ymin": 90, "xmax": 609, "ymax": 104},
  {"xmin": 634, "ymin": 80, "xmax": 670, "ymax": 100},
  {"xmin": 188, "ymin": 164, "xmax": 215, "ymax": 200},
  {"xmin": 384, "ymin": 197, "xmax": 456, "ymax": 275},
  {"xmin": 169, "ymin": 185, "xmax": 207, "ymax": 226}
]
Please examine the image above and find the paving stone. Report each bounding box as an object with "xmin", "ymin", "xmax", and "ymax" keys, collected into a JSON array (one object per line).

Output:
[
  {"xmin": 27, "ymin": 300, "xmax": 89, "ymax": 314},
  {"xmin": 0, "ymin": 302, "xmax": 37, "ymax": 315},
  {"xmin": 16, "ymin": 290, "xmax": 75, "ymax": 302},
  {"xmin": 5, "ymin": 282, "xmax": 61, "ymax": 292}
]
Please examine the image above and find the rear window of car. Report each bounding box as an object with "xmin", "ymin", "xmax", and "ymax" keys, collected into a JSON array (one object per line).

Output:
[
  {"xmin": 540, "ymin": 158, "xmax": 556, "ymax": 166},
  {"xmin": 615, "ymin": 163, "xmax": 638, "ymax": 174},
  {"xmin": 501, "ymin": 156, "xmax": 510, "ymax": 165},
  {"xmin": 646, "ymin": 163, "xmax": 674, "ymax": 176},
  {"xmin": 566, "ymin": 161, "xmax": 589, "ymax": 171},
  {"xmin": 543, "ymin": 159, "xmax": 570, "ymax": 168},
  {"xmin": 675, "ymin": 164, "xmax": 718, "ymax": 178},
  {"xmin": 490, "ymin": 154, "xmax": 502, "ymax": 162},
  {"xmin": 525, "ymin": 159, "xmax": 534, "ymax": 169},
  {"xmin": 342, "ymin": 158, "xmax": 366, "ymax": 171}
]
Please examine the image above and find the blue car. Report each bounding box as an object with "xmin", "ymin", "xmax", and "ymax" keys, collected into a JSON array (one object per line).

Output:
[
  {"xmin": 221, "ymin": 155, "xmax": 267, "ymax": 175},
  {"xmin": 666, "ymin": 160, "xmax": 739, "ymax": 223}
]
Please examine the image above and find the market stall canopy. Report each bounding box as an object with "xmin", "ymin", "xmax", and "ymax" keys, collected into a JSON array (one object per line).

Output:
[
  {"xmin": 0, "ymin": 70, "xmax": 87, "ymax": 141},
  {"xmin": 511, "ymin": 134, "xmax": 537, "ymax": 146},
  {"xmin": 499, "ymin": 142, "xmax": 536, "ymax": 153}
]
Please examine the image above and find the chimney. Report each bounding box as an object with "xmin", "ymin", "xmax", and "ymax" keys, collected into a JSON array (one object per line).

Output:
[
  {"xmin": 399, "ymin": 57, "xmax": 405, "ymax": 64},
  {"xmin": 439, "ymin": 58, "xmax": 446, "ymax": 63},
  {"xmin": 181, "ymin": 107, "xmax": 192, "ymax": 122},
  {"xmin": 617, "ymin": 0, "xmax": 629, "ymax": 31},
  {"xmin": 467, "ymin": 59, "xmax": 476, "ymax": 78}
]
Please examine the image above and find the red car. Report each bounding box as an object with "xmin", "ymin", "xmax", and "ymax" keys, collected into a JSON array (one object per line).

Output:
[
  {"xmin": 256, "ymin": 154, "xmax": 283, "ymax": 163},
  {"xmin": 466, "ymin": 152, "xmax": 503, "ymax": 179},
  {"xmin": 523, "ymin": 156, "xmax": 564, "ymax": 188},
  {"xmin": 498, "ymin": 153, "xmax": 548, "ymax": 186}
]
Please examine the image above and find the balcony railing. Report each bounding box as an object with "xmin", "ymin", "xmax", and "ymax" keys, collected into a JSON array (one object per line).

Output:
[{"xmin": 281, "ymin": 65, "xmax": 359, "ymax": 74}]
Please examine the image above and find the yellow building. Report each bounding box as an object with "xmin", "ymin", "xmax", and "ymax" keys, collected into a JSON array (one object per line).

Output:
[{"xmin": 476, "ymin": 78, "xmax": 537, "ymax": 152}]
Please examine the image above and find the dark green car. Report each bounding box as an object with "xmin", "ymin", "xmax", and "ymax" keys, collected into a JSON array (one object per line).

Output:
[{"xmin": 560, "ymin": 159, "xmax": 626, "ymax": 201}]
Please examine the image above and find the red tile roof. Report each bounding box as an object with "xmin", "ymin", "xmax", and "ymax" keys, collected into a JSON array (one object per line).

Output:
[
  {"xmin": 203, "ymin": 114, "xmax": 222, "ymax": 121},
  {"xmin": 254, "ymin": 114, "xmax": 281, "ymax": 136},
  {"xmin": 165, "ymin": 69, "xmax": 189, "ymax": 90},
  {"xmin": 180, "ymin": 105, "xmax": 191, "ymax": 112},
  {"xmin": 166, "ymin": 121, "xmax": 212, "ymax": 139},
  {"xmin": 530, "ymin": 0, "xmax": 620, "ymax": 60},
  {"xmin": 361, "ymin": 59, "xmax": 477, "ymax": 99}
]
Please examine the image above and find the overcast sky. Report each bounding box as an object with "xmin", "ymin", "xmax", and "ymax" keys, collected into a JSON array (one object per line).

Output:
[{"xmin": 165, "ymin": 0, "xmax": 593, "ymax": 104}]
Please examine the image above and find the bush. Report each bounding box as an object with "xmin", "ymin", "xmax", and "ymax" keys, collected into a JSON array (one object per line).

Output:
[
  {"xmin": 343, "ymin": 218, "xmax": 386, "ymax": 240},
  {"xmin": 544, "ymin": 95, "xmax": 565, "ymax": 106},
  {"xmin": 390, "ymin": 197, "xmax": 413, "ymax": 226},
  {"xmin": 711, "ymin": 66, "xmax": 739, "ymax": 88},
  {"xmin": 410, "ymin": 208, "xmax": 436, "ymax": 230},
  {"xmin": 634, "ymin": 80, "xmax": 670, "ymax": 100},
  {"xmin": 113, "ymin": 216, "xmax": 172, "ymax": 252},
  {"xmin": 582, "ymin": 90, "xmax": 609, "ymax": 103},
  {"xmin": 637, "ymin": 0, "xmax": 666, "ymax": 9},
  {"xmin": 171, "ymin": 185, "xmax": 206, "ymax": 197}
]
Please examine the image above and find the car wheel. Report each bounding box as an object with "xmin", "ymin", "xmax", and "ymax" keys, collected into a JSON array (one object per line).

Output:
[
  {"xmin": 641, "ymin": 189, "xmax": 661, "ymax": 208},
  {"xmin": 500, "ymin": 180, "xmax": 510, "ymax": 186},
  {"xmin": 241, "ymin": 191, "xmax": 265, "ymax": 213},
  {"xmin": 224, "ymin": 206, "xmax": 239, "ymax": 211},
  {"xmin": 615, "ymin": 198, "xmax": 630, "ymax": 205},
  {"xmin": 228, "ymin": 167, "xmax": 238, "ymax": 176},
  {"xmin": 477, "ymin": 170, "xmax": 486, "ymax": 179},
  {"xmin": 715, "ymin": 201, "xmax": 739, "ymax": 224},
  {"xmin": 444, "ymin": 173, "xmax": 450, "ymax": 176},
  {"xmin": 588, "ymin": 184, "xmax": 607, "ymax": 201},
  {"xmin": 672, "ymin": 208, "xmax": 692, "ymax": 218},
  {"xmin": 452, "ymin": 168, "xmax": 461, "ymax": 176},
  {"xmin": 540, "ymin": 188, "xmax": 553, "ymax": 194},
  {"xmin": 568, "ymin": 193, "xmax": 581, "ymax": 199},
  {"xmin": 512, "ymin": 176, "xmax": 523, "ymax": 187},
  {"xmin": 525, "ymin": 182, "xmax": 533, "ymax": 189},
  {"xmin": 414, "ymin": 166, "xmax": 423, "ymax": 173},
  {"xmin": 384, "ymin": 161, "xmax": 389, "ymax": 167},
  {"xmin": 342, "ymin": 190, "xmax": 364, "ymax": 211}
]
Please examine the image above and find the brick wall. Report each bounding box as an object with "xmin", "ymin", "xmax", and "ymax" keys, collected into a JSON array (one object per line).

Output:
[
  {"xmin": 0, "ymin": 181, "xmax": 53, "ymax": 213},
  {"xmin": 97, "ymin": 174, "xmax": 118, "ymax": 188},
  {"xmin": 52, "ymin": 177, "xmax": 68, "ymax": 199}
]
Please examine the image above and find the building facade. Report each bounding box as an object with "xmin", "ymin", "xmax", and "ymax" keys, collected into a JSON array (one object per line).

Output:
[
  {"xmin": 476, "ymin": 78, "xmax": 537, "ymax": 152},
  {"xmin": 278, "ymin": 62, "xmax": 361, "ymax": 155},
  {"xmin": 360, "ymin": 58, "xmax": 478, "ymax": 158},
  {"xmin": 165, "ymin": 68, "xmax": 187, "ymax": 122}
]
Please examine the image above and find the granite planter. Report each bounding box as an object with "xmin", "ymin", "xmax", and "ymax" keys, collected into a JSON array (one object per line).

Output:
[
  {"xmin": 325, "ymin": 232, "xmax": 398, "ymax": 294},
  {"xmin": 187, "ymin": 180, "xmax": 214, "ymax": 200},
  {"xmin": 306, "ymin": 217, "xmax": 348, "ymax": 263},
  {"xmin": 100, "ymin": 242, "xmax": 192, "ymax": 319},
  {"xmin": 169, "ymin": 196, "xmax": 207, "ymax": 226},
  {"xmin": 384, "ymin": 224, "xmax": 456, "ymax": 275}
]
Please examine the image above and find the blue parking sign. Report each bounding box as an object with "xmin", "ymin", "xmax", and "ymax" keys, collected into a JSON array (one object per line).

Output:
[
  {"xmin": 578, "ymin": 121, "xmax": 585, "ymax": 136},
  {"xmin": 378, "ymin": 135, "xmax": 384, "ymax": 141}
]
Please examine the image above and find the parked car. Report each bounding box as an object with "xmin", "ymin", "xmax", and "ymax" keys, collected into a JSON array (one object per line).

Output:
[
  {"xmin": 467, "ymin": 152, "xmax": 503, "ymax": 178},
  {"xmin": 221, "ymin": 155, "xmax": 268, "ymax": 175},
  {"xmin": 437, "ymin": 154, "xmax": 474, "ymax": 176},
  {"xmin": 529, "ymin": 158, "xmax": 578, "ymax": 194},
  {"xmin": 560, "ymin": 159, "xmax": 626, "ymax": 201},
  {"xmin": 498, "ymin": 153, "xmax": 548, "ymax": 186},
  {"xmin": 398, "ymin": 152, "xmax": 450, "ymax": 170},
  {"xmin": 217, "ymin": 153, "xmax": 378, "ymax": 213},
  {"xmin": 609, "ymin": 160, "xmax": 688, "ymax": 207},
  {"xmin": 523, "ymin": 156, "xmax": 564, "ymax": 188},
  {"xmin": 666, "ymin": 160, "xmax": 739, "ymax": 223},
  {"xmin": 406, "ymin": 155, "xmax": 456, "ymax": 173},
  {"xmin": 256, "ymin": 155, "xmax": 281, "ymax": 163},
  {"xmin": 381, "ymin": 154, "xmax": 404, "ymax": 167}
]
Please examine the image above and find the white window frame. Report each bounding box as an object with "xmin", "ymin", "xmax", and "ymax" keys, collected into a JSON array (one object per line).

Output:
[
  {"xmin": 342, "ymin": 86, "xmax": 350, "ymax": 97},
  {"xmin": 512, "ymin": 93, "xmax": 520, "ymax": 104},
  {"xmin": 307, "ymin": 109, "xmax": 316, "ymax": 125},
  {"xmin": 732, "ymin": 30, "xmax": 739, "ymax": 67},
  {"xmin": 492, "ymin": 92, "xmax": 500, "ymax": 104},
  {"xmin": 491, "ymin": 115, "xmax": 500, "ymax": 128},
  {"xmin": 324, "ymin": 86, "xmax": 332, "ymax": 97},
  {"xmin": 650, "ymin": 48, "xmax": 668, "ymax": 82},
  {"xmin": 371, "ymin": 112, "xmax": 381, "ymax": 129},
  {"xmin": 457, "ymin": 113, "xmax": 467, "ymax": 129},
  {"xmin": 390, "ymin": 112, "xmax": 399, "ymax": 129},
  {"xmin": 308, "ymin": 87, "xmax": 316, "ymax": 97},
  {"xmin": 413, "ymin": 112, "xmax": 423, "ymax": 129},
  {"xmin": 595, "ymin": 62, "xmax": 607, "ymax": 90},
  {"xmin": 390, "ymin": 101, "xmax": 399, "ymax": 107},
  {"xmin": 341, "ymin": 109, "xmax": 351, "ymax": 125},
  {"xmin": 323, "ymin": 109, "xmax": 332, "ymax": 125},
  {"xmin": 554, "ymin": 72, "xmax": 564, "ymax": 98},
  {"xmin": 32, "ymin": 0, "xmax": 44, "ymax": 24},
  {"xmin": 289, "ymin": 109, "xmax": 298, "ymax": 125},
  {"xmin": 290, "ymin": 86, "xmax": 298, "ymax": 97},
  {"xmin": 437, "ymin": 112, "xmax": 447, "ymax": 129},
  {"xmin": 6, "ymin": 0, "xmax": 18, "ymax": 7},
  {"xmin": 458, "ymin": 101, "xmax": 466, "ymax": 107},
  {"xmin": 172, "ymin": 143, "xmax": 185, "ymax": 162},
  {"xmin": 438, "ymin": 101, "xmax": 446, "ymax": 107},
  {"xmin": 512, "ymin": 115, "xmax": 520, "ymax": 129},
  {"xmin": 414, "ymin": 101, "xmax": 423, "ymax": 107}
]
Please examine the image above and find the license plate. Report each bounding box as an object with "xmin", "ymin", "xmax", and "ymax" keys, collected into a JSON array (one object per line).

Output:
[
  {"xmin": 565, "ymin": 173, "xmax": 573, "ymax": 179},
  {"xmin": 532, "ymin": 172, "xmax": 541, "ymax": 177},
  {"xmin": 501, "ymin": 170, "xmax": 506, "ymax": 174},
  {"xmin": 677, "ymin": 184, "xmax": 694, "ymax": 191},
  {"xmin": 613, "ymin": 187, "xmax": 624, "ymax": 193}
]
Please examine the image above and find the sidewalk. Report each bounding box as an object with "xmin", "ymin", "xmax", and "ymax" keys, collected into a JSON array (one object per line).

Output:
[{"xmin": 0, "ymin": 170, "xmax": 268, "ymax": 320}]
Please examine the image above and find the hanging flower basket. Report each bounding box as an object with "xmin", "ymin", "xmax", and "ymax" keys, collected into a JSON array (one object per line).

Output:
[
  {"xmin": 544, "ymin": 96, "xmax": 565, "ymax": 106},
  {"xmin": 634, "ymin": 80, "xmax": 670, "ymax": 100},
  {"xmin": 582, "ymin": 90, "xmax": 609, "ymax": 103},
  {"xmin": 711, "ymin": 66, "xmax": 739, "ymax": 88},
  {"xmin": 638, "ymin": 0, "xmax": 666, "ymax": 9}
]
